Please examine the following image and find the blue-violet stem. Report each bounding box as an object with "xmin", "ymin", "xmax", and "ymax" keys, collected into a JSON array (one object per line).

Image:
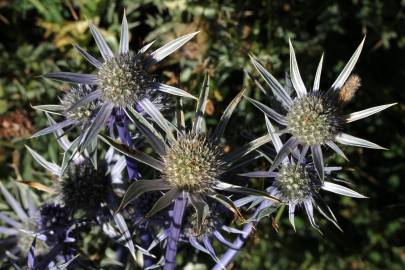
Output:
[
  {"xmin": 115, "ymin": 109, "xmax": 154, "ymax": 267},
  {"xmin": 164, "ymin": 192, "xmax": 187, "ymax": 270},
  {"xmin": 115, "ymin": 110, "xmax": 138, "ymax": 181}
]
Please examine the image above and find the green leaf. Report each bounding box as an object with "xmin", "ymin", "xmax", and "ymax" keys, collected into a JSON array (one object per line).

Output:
[
  {"xmin": 193, "ymin": 74, "xmax": 209, "ymax": 134},
  {"xmin": 212, "ymin": 88, "xmax": 246, "ymax": 143},
  {"xmin": 223, "ymin": 134, "xmax": 272, "ymax": 164},
  {"xmin": 145, "ymin": 188, "xmax": 179, "ymax": 218},
  {"xmin": 117, "ymin": 179, "xmax": 170, "ymax": 212},
  {"xmin": 99, "ymin": 134, "xmax": 164, "ymax": 171}
]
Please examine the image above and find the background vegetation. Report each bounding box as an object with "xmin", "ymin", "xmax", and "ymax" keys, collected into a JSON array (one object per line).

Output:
[{"xmin": 0, "ymin": 0, "xmax": 404, "ymax": 269}]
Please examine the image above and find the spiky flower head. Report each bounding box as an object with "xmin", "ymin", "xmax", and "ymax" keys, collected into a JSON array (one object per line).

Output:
[
  {"xmin": 242, "ymin": 119, "xmax": 368, "ymax": 231},
  {"xmin": 162, "ymin": 134, "xmax": 223, "ymax": 193},
  {"xmin": 97, "ymin": 53, "xmax": 153, "ymax": 107},
  {"xmin": 107, "ymin": 80, "xmax": 278, "ymax": 221},
  {"xmin": 275, "ymin": 163, "xmax": 320, "ymax": 203},
  {"xmin": 61, "ymin": 85, "xmax": 99, "ymax": 124},
  {"xmin": 286, "ymin": 92, "xmax": 342, "ymax": 145},
  {"xmin": 60, "ymin": 160, "xmax": 112, "ymax": 216},
  {"xmin": 248, "ymin": 38, "xmax": 396, "ymax": 181},
  {"xmin": 41, "ymin": 12, "xmax": 198, "ymax": 150}
]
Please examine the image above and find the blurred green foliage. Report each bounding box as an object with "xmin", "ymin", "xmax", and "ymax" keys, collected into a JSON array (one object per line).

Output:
[{"xmin": 0, "ymin": 0, "xmax": 404, "ymax": 269}]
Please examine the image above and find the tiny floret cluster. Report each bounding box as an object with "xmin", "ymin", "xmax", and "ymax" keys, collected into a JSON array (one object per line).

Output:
[
  {"xmin": 287, "ymin": 93, "xmax": 341, "ymax": 145},
  {"xmin": 61, "ymin": 85, "xmax": 99, "ymax": 123},
  {"xmin": 97, "ymin": 53, "xmax": 152, "ymax": 106},
  {"xmin": 162, "ymin": 134, "xmax": 223, "ymax": 193},
  {"xmin": 275, "ymin": 164, "xmax": 318, "ymax": 202}
]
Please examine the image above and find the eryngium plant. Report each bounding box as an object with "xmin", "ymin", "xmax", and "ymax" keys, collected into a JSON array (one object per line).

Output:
[
  {"xmin": 35, "ymin": 12, "xmax": 197, "ymax": 150},
  {"xmin": 247, "ymin": 38, "xmax": 396, "ymax": 181},
  {"xmin": 241, "ymin": 117, "xmax": 367, "ymax": 231},
  {"xmin": 100, "ymin": 76, "xmax": 280, "ymax": 269}
]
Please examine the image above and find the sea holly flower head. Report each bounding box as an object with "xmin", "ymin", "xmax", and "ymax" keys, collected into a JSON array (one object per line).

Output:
[
  {"xmin": 101, "ymin": 76, "xmax": 280, "ymax": 229},
  {"xmin": 241, "ymin": 118, "xmax": 368, "ymax": 231},
  {"xmin": 59, "ymin": 160, "xmax": 113, "ymax": 218},
  {"xmin": 0, "ymin": 182, "xmax": 45, "ymax": 256},
  {"xmin": 161, "ymin": 134, "xmax": 224, "ymax": 194},
  {"xmin": 38, "ymin": 11, "xmax": 198, "ymax": 150},
  {"xmin": 247, "ymin": 37, "xmax": 396, "ymax": 181},
  {"xmin": 96, "ymin": 52, "xmax": 152, "ymax": 107},
  {"xmin": 25, "ymin": 141, "xmax": 125, "ymax": 221}
]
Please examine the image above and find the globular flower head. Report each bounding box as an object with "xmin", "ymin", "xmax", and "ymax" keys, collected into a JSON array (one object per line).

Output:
[
  {"xmin": 183, "ymin": 209, "xmax": 220, "ymax": 239},
  {"xmin": 275, "ymin": 163, "xmax": 319, "ymax": 202},
  {"xmin": 248, "ymin": 38, "xmax": 396, "ymax": 181},
  {"xmin": 61, "ymin": 84, "xmax": 99, "ymax": 124},
  {"xmin": 148, "ymin": 205, "xmax": 244, "ymax": 265},
  {"xmin": 60, "ymin": 160, "xmax": 112, "ymax": 217},
  {"xmin": 162, "ymin": 134, "xmax": 224, "ymax": 193},
  {"xmin": 97, "ymin": 53, "xmax": 152, "ymax": 107},
  {"xmin": 41, "ymin": 12, "xmax": 198, "ymax": 151},
  {"xmin": 104, "ymin": 77, "xmax": 279, "ymax": 225},
  {"xmin": 242, "ymin": 119, "xmax": 367, "ymax": 231},
  {"xmin": 286, "ymin": 92, "xmax": 342, "ymax": 145}
]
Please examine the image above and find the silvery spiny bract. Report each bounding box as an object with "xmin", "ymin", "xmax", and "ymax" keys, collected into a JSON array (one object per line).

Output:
[
  {"xmin": 37, "ymin": 12, "xmax": 198, "ymax": 150},
  {"xmin": 0, "ymin": 183, "xmax": 76, "ymax": 266},
  {"xmin": 247, "ymin": 38, "xmax": 396, "ymax": 181}
]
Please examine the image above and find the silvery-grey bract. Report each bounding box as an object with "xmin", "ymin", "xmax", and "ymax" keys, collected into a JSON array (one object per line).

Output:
[
  {"xmin": 0, "ymin": 182, "xmax": 44, "ymax": 258},
  {"xmin": 240, "ymin": 117, "xmax": 367, "ymax": 231},
  {"xmin": 0, "ymin": 183, "xmax": 77, "ymax": 266},
  {"xmin": 39, "ymin": 12, "xmax": 198, "ymax": 151},
  {"xmin": 101, "ymin": 76, "xmax": 280, "ymax": 233},
  {"xmin": 247, "ymin": 38, "xmax": 396, "ymax": 181}
]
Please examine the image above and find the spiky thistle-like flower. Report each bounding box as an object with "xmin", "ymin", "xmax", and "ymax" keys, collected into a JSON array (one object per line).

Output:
[
  {"xmin": 26, "ymin": 139, "xmax": 125, "ymax": 221},
  {"xmin": 102, "ymin": 77, "xmax": 279, "ymax": 222},
  {"xmin": 100, "ymin": 77, "xmax": 281, "ymax": 269},
  {"xmin": 59, "ymin": 160, "xmax": 113, "ymax": 218},
  {"xmin": 247, "ymin": 38, "xmax": 396, "ymax": 181},
  {"xmin": 240, "ymin": 118, "xmax": 367, "ymax": 231},
  {"xmin": 38, "ymin": 12, "xmax": 198, "ymax": 150}
]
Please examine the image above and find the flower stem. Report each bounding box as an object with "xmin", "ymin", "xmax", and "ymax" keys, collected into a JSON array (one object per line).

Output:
[
  {"xmin": 164, "ymin": 192, "xmax": 187, "ymax": 270},
  {"xmin": 115, "ymin": 109, "xmax": 154, "ymax": 266},
  {"xmin": 115, "ymin": 109, "xmax": 138, "ymax": 181}
]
